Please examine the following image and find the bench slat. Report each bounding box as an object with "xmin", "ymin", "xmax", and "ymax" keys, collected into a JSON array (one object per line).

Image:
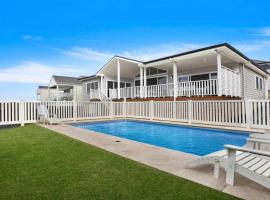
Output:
[
  {"xmin": 255, "ymin": 160, "xmax": 270, "ymax": 174},
  {"xmin": 237, "ymin": 154, "xmax": 256, "ymax": 165},
  {"xmin": 243, "ymin": 157, "xmax": 262, "ymax": 168},
  {"xmin": 249, "ymin": 159, "xmax": 268, "ymax": 171}
]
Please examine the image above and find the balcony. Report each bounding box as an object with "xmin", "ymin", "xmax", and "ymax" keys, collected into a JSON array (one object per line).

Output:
[
  {"xmin": 109, "ymin": 79, "xmax": 218, "ymax": 99},
  {"xmin": 108, "ymin": 66, "xmax": 241, "ymax": 99}
]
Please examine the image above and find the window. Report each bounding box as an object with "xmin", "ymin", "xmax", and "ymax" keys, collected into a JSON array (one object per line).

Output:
[
  {"xmin": 120, "ymin": 82, "xmax": 125, "ymax": 88},
  {"xmin": 135, "ymin": 67, "xmax": 167, "ymax": 78},
  {"xmin": 147, "ymin": 77, "xmax": 158, "ymax": 86},
  {"xmin": 190, "ymin": 73, "xmax": 209, "ymax": 81},
  {"xmin": 135, "ymin": 80, "xmax": 140, "ymax": 86},
  {"xmin": 86, "ymin": 82, "xmax": 98, "ymax": 94},
  {"xmin": 210, "ymin": 73, "xmax": 217, "ymax": 79},
  {"xmin": 256, "ymin": 76, "xmax": 263, "ymax": 90},
  {"xmin": 178, "ymin": 76, "xmax": 189, "ymax": 82},
  {"xmin": 158, "ymin": 76, "xmax": 167, "ymax": 84}
]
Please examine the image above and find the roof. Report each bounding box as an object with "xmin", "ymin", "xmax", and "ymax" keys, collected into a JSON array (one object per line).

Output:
[
  {"xmin": 253, "ymin": 60, "xmax": 270, "ymax": 72},
  {"xmin": 52, "ymin": 75, "xmax": 81, "ymax": 85},
  {"xmin": 78, "ymin": 75, "xmax": 99, "ymax": 81},
  {"xmin": 142, "ymin": 43, "xmax": 268, "ymax": 74},
  {"xmin": 99, "ymin": 43, "xmax": 268, "ymax": 75},
  {"xmin": 38, "ymin": 86, "xmax": 48, "ymax": 89}
]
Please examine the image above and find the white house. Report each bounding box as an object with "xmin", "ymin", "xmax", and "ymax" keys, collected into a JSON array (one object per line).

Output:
[
  {"xmin": 37, "ymin": 75, "xmax": 83, "ymax": 101},
  {"xmin": 38, "ymin": 43, "xmax": 269, "ymax": 101},
  {"xmin": 254, "ymin": 60, "xmax": 270, "ymax": 98},
  {"xmin": 79, "ymin": 43, "xmax": 269, "ymax": 101}
]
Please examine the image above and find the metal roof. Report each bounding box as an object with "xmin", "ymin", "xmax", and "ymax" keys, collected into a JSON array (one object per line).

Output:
[{"xmin": 52, "ymin": 75, "xmax": 81, "ymax": 85}]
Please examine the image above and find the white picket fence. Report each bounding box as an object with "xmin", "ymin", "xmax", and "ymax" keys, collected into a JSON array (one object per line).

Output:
[{"xmin": 0, "ymin": 100, "xmax": 269, "ymax": 129}]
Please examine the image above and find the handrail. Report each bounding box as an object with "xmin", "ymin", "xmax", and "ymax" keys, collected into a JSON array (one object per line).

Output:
[{"xmin": 224, "ymin": 145, "xmax": 270, "ymax": 157}]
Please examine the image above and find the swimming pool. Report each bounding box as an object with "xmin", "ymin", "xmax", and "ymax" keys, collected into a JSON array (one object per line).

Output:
[{"xmin": 74, "ymin": 120, "xmax": 249, "ymax": 156}]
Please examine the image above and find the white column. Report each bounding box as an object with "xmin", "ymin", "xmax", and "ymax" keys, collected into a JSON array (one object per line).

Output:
[
  {"xmin": 47, "ymin": 86, "xmax": 50, "ymax": 101},
  {"xmin": 100, "ymin": 76, "xmax": 103, "ymax": 93},
  {"xmin": 117, "ymin": 59, "xmax": 120, "ymax": 99},
  {"xmin": 173, "ymin": 61, "xmax": 178, "ymax": 100},
  {"xmin": 140, "ymin": 66, "xmax": 143, "ymax": 98},
  {"xmin": 265, "ymin": 78, "xmax": 268, "ymax": 99},
  {"xmin": 217, "ymin": 52, "xmax": 222, "ymax": 96},
  {"xmin": 143, "ymin": 67, "xmax": 147, "ymax": 98},
  {"xmin": 56, "ymin": 85, "xmax": 59, "ymax": 101}
]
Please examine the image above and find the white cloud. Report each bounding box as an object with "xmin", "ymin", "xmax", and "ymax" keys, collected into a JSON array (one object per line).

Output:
[
  {"xmin": 63, "ymin": 47, "xmax": 113, "ymax": 62},
  {"xmin": 232, "ymin": 40, "xmax": 270, "ymax": 59},
  {"xmin": 258, "ymin": 27, "xmax": 270, "ymax": 36},
  {"xmin": 0, "ymin": 61, "xmax": 87, "ymax": 84},
  {"xmin": 63, "ymin": 43, "xmax": 208, "ymax": 62},
  {"xmin": 121, "ymin": 43, "xmax": 207, "ymax": 61},
  {"xmin": 22, "ymin": 35, "xmax": 42, "ymax": 41}
]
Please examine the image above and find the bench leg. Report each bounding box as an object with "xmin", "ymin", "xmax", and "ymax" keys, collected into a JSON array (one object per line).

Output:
[
  {"xmin": 214, "ymin": 159, "xmax": 220, "ymax": 179},
  {"xmin": 225, "ymin": 149, "xmax": 236, "ymax": 186}
]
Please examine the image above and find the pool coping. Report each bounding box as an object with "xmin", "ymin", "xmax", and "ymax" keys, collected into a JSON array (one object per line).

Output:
[
  {"xmin": 67, "ymin": 117, "xmax": 265, "ymax": 134},
  {"xmin": 41, "ymin": 122, "xmax": 270, "ymax": 200}
]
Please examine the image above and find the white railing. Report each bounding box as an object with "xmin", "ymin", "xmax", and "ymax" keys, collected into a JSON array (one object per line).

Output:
[
  {"xmin": 220, "ymin": 66, "xmax": 241, "ymax": 97},
  {"xmin": 1, "ymin": 100, "xmax": 269, "ymax": 129},
  {"xmin": 146, "ymin": 84, "xmax": 174, "ymax": 98},
  {"xmin": 192, "ymin": 100, "xmax": 246, "ymax": 125},
  {"xmin": 89, "ymin": 89, "xmax": 100, "ymax": 99},
  {"xmin": 178, "ymin": 79, "xmax": 217, "ymax": 97},
  {"xmin": 109, "ymin": 79, "xmax": 218, "ymax": 99},
  {"xmin": 76, "ymin": 101, "xmax": 110, "ymax": 119},
  {"xmin": 109, "ymin": 86, "xmax": 141, "ymax": 99},
  {"xmin": 250, "ymin": 100, "xmax": 270, "ymax": 128},
  {"xmin": 49, "ymin": 93, "xmax": 73, "ymax": 101}
]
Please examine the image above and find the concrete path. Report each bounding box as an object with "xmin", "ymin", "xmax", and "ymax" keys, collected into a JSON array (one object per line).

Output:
[{"xmin": 41, "ymin": 123, "xmax": 270, "ymax": 200}]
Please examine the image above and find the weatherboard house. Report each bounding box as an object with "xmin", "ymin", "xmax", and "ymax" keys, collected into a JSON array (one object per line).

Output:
[{"xmin": 38, "ymin": 43, "xmax": 269, "ymax": 101}]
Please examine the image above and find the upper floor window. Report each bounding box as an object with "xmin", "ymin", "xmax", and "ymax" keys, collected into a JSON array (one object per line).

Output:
[
  {"xmin": 178, "ymin": 72, "xmax": 217, "ymax": 83},
  {"xmin": 255, "ymin": 76, "xmax": 263, "ymax": 90},
  {"xmin": 135, "ymin": 67, "xmax": 167, "ymax": 78}
]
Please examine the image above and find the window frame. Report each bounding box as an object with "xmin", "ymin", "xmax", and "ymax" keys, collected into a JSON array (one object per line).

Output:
[{"xmin": 255, "ymin": 76, "xmax": 263, "ymax": 91}]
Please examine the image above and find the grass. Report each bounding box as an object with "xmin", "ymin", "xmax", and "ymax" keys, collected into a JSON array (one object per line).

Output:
[{"xmin": 0, "ymin": 124, "xmax": 239, "ymax": 200}]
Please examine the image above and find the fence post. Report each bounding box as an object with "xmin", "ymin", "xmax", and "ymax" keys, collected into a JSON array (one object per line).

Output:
[
  {"xmin": 150, "ymin": 100, "xmax": 154, "ymax": 120},
  {"xmin": 73, "ymin": 101, "xmax": 77, "ymax": 121},
  {"xmin": 173, "ymin": 101, "xmax": 177, "ymax": 120},
  {"xmin": 19, "ymin": 101, "xmax": 25, "ymax": 126},
  {"xmin": 188, "ymin": 100, "xmax": 192, "ymax": 124},
  {"xmin": 123, "ymin": 98, "xmax": 127, "ymax": 118},
  {"xmin": 110, "ymin": 100, "xmax": 114, "ymax": 119},
  {"xmin": 245, "ymin": 99, "xmax": 251, "ymax": 128}
]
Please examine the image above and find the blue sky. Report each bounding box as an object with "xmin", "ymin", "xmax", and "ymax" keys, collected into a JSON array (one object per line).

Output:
[{"xmin": 0, "ymin": 0, "xmax": 270, "ymax": 100}]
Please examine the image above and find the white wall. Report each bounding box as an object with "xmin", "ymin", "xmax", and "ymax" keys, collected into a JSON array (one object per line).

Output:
[{"xmin": 242, "ymin": 66, "xmax": 266, "ymax": 99}]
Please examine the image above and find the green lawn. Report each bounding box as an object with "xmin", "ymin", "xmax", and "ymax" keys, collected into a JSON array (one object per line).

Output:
[{"xmin": 0, "ymin": 124, "xmax": 239, "ymax": 200}]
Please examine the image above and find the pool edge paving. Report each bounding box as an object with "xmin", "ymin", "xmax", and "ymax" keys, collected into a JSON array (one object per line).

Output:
[{"xmin": 40, "ymin": 123, "xmax": 270, "ymax": 200}]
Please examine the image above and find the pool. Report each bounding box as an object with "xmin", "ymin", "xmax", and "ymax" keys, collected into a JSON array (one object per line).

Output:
[{"xmin": 74, "ymin": 120, "xmax": 249, "ymax": 156}]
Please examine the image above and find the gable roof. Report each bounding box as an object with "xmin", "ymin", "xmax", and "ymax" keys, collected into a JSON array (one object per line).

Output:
[
  {"xmin": 253, "ymin": 60, "xmax": 270, "ymax": 72},
  {"xmin": 78, "ymin": 43, "xmax": 269, "ymax": 81},
  {"xmin": 38, "ymin": 86, "xmax": 48, "ymax": 89},
  {"xmin": 52, "ymin": 75, "xmax": 81, "ymax": 85},
  {"xmin": 142, "ymin": 43, "xmax": 267, "ymax": 74}
]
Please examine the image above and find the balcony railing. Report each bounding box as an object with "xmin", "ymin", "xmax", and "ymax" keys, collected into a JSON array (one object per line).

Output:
[
  {"xmin": 49, "ymin": 92, "xmax": 73, "ymax": 101},
  {"xmin": 109, "ymin": 79, "xmax": 219, "ymax": 99}
]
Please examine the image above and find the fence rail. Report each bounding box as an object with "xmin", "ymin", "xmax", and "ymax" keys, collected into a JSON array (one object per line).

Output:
[{"xmin": 0, "ymin": 100, "xmax": 269, "ymax": 129}]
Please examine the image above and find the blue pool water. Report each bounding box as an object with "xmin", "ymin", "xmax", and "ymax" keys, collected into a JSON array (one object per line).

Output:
[{"xmin": 74, "ymin": 120, "xmax": 249, "ymax": 156}]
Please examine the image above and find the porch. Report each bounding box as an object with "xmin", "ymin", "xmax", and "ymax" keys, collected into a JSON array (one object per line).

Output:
[
  {"xmin": 107, "ymin": 66, "xmax": 241, "ymax": 100},
  {"xmin": 48, "ymin": 85, "xmax": 74, "ymax": 101},
  {"xmin": 94, "ymin": 46, "xmax": 245, "ymax": 101}
]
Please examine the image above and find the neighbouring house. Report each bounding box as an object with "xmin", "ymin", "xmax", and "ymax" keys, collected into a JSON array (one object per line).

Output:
[
  {"xmin": 38, "ymin": 43, "xmax": 269, "ymax": 101},
  {"xmin": 37, "ymin": 75, "xmax": 83, "ymax": 101},
  {"xmin": 254, "ymin": 60, "xmax": 270, "ymax": 98},
  {"xmin": 37, "ymin": 86, "xmax": 51, "ymax": 101}
]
